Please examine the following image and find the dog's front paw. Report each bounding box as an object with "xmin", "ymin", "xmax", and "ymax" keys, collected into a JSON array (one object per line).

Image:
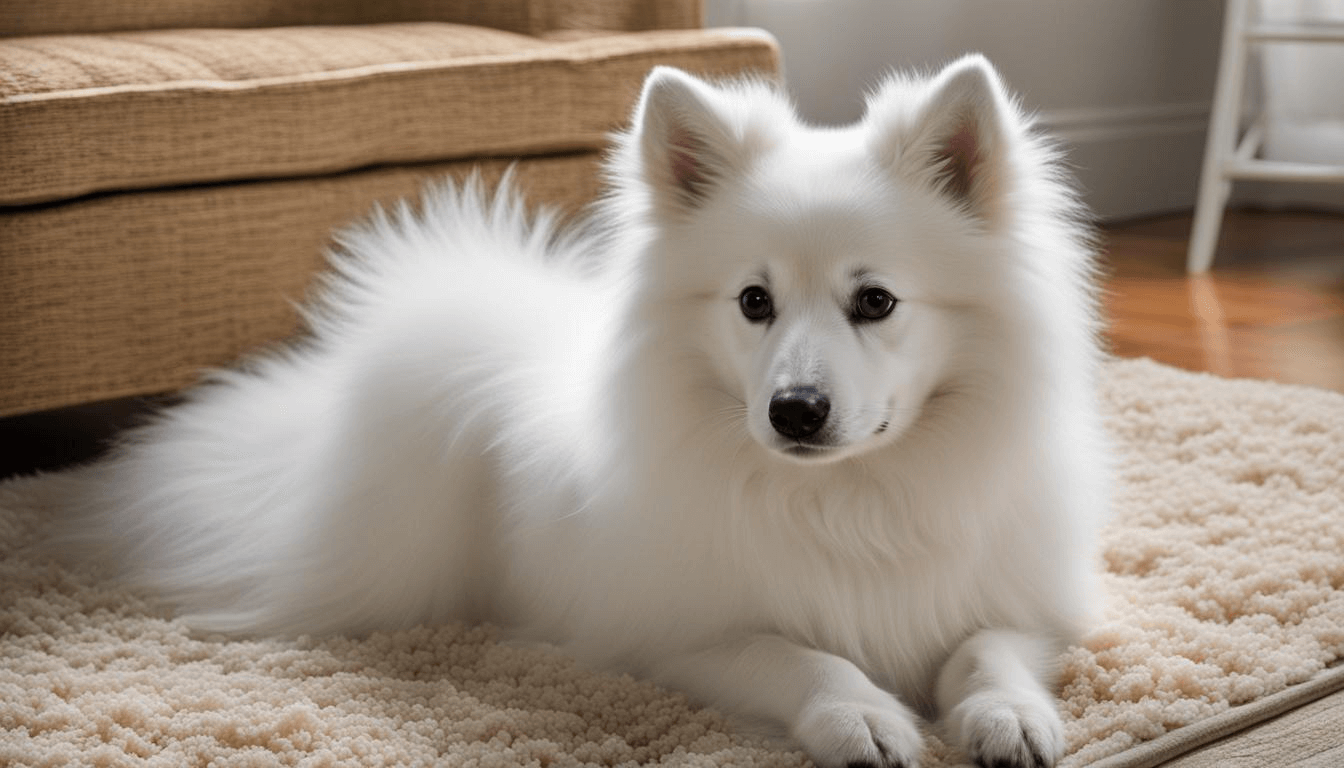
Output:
[
  {"xmin": 795, "ymin": 696, "xmax": 923, "ymax": 768},
  {"xmin": 946, "ymin": 690, "xmax": 1064, "ymax": 768}
]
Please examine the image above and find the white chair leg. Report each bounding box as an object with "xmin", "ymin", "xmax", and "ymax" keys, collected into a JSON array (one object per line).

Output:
[
  {"xmin": 1188, "ymin": 175, "xmax": 1232, "ymax": 274},
  {"xmin": 1188, "ymin": 0, "xmax": 1254, "ymax": 273}
]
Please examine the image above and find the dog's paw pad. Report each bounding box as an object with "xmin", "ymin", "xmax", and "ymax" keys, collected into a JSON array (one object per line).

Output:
[
  {"xmin": 952, "ymin": 692, "xmax": 1063, "ymax": 768},
  {"xmin": 796, "ymin": 698, "xmax": 922, "ymax": 768}
]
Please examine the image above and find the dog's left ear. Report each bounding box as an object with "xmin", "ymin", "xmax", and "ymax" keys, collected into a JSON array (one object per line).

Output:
[
  {"xmin": 868, "ymin": 55, "xmax": 1013, "ymax": 223},
  {"xmin": 632, "ymin": 67, "xmax": 750, "ymax": 211}
]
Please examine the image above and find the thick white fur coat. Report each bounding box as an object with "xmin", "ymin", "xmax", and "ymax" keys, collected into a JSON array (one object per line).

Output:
[{"xmin": 64, "ymin": 56, "xmax": 1108, "ymax": 768}]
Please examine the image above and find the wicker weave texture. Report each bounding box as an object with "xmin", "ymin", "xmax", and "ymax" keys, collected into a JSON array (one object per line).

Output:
[
  {"xmin": 0, "ymin": 154, "xmax": 604, "ymax": 417},
  {"xmin": 0, "ymin": 0, "xmax": 776, "ymax": 416}
]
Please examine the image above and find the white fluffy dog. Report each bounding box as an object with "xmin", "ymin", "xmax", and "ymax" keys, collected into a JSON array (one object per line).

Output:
[{"xmin": 65, "ymin": 56, "xmax": 1108, "ymax": 768}]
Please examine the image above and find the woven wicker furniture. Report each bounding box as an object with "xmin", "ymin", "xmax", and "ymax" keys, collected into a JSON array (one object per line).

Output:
[{"xmin": 0, "ymin": 0, "xmax": 778, "ymax": 416}]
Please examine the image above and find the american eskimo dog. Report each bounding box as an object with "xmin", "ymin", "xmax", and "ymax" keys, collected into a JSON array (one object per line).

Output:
[{"xmin": 63, "ymin": 56, "xmax": 1107, "ymax": 768}]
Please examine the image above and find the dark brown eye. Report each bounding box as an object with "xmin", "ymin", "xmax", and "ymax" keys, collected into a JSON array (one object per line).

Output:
[
  {"xmin": 854, "ymin": 287, "xmax": 896, "ymax": 321},
  {"xmin": 739, "ymin": 286, "xmax": 773, "ymax": 322}
]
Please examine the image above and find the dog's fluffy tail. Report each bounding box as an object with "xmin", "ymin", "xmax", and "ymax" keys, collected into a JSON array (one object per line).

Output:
[{"xmin": 50, "ymin": 175, "xmax": 613, "ymax": 636}]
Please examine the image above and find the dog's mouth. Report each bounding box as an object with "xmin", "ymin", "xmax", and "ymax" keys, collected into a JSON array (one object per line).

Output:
[
  {"xmin": 768, "ymin": 409, "xmax": 898, "ymax": 463},
  {"xmin": 760, "ymin": 398, "xmax": 905, "ymax": 464},
  {"xmin": 775, "ymin": 438, "xmax": 852, "ymax": 464},
  {"xmin": 783, "ymin": 442, "xmax": 831, "ymax": 458}
]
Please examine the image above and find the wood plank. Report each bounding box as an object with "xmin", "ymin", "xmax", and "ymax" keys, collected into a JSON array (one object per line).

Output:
[{"xmin": 1101, "ymin": 209, "xmax": 1344, "ymax": 393}]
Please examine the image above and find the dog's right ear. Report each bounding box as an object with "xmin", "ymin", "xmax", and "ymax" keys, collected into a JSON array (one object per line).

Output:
[
  {"xmin": 632, "ymin": 67, "xmax": 746, "ymax": 210},
  {"xmin": 867, "ymin": 55, "xmax": 1015, "ymax": 225}
]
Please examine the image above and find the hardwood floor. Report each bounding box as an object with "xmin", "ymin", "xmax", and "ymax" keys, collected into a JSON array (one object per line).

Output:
[{"xmin": 1102, "ymin": 209, "xmax": 1344, "ymax": 393}]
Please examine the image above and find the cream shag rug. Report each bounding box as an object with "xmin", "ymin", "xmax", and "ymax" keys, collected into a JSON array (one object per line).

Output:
[{"xmin": 3, "ymin": 357, "xmax": 1343, "ymax": 768}]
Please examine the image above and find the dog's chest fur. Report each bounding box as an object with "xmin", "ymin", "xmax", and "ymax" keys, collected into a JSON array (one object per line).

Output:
[
  {"xmin": 743, "ymin": 473, "xmax": 993, "ymax": 697},
  {"xmin": 591, "ymin": 448, "xmax": 1002, "ymax": 703}
]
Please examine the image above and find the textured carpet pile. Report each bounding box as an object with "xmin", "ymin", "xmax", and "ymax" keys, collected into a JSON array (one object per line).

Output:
[{"xmin": 2, "ymin": 358, "xmax": 1342, "ymax": 767}]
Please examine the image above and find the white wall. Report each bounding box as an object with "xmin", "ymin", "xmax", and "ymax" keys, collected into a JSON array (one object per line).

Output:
[{"xmin": 706, "ymin": 0, "xmax": 1236, "ymax": 220}]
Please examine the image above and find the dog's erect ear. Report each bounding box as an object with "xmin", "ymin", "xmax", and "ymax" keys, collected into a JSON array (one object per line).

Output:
[
  {"xmin": 869, "ymin": 55, "xmax": 1013, "ymax": 222},
  {"xmin": 633, "ymin": 67, "xmax": 746, "ymax": 210}
]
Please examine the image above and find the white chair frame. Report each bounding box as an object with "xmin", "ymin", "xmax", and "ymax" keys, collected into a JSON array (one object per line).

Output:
[{"xmin": 1188, "ymin": 0, "xmax": 1344, "ymax": 273}]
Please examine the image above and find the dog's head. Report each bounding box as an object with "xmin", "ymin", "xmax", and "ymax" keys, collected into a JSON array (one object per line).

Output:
[{"xmin": 615, "ymin": 56, "xmax": 1068, "ymax": 465}]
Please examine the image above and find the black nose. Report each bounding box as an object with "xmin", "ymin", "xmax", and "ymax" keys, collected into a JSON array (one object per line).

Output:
[{"xmin": 769, "ymin": 386, "xmax": 830, "ymax": 439}]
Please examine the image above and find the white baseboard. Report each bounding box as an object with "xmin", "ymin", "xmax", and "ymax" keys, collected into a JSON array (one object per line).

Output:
[
  {"xmin": 1037, "ymin": 102, "xmax": 1212, "ymax": 144},
  {"xmin": 1036, "ymin": 103, "xmax": 1210, "ymax": 221}
]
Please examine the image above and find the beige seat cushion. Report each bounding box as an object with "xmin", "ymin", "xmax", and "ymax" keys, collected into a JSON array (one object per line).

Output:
[{"xmin": 0, "ymin": 24, "xmax": 778, "ymax": 205}]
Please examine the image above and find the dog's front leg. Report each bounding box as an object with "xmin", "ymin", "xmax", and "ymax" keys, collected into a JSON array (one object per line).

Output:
[
  {"xmin": 654, "ymin": 634, "xmax": 923, "ymax": 768},
  {"xmin": 936, "ymin": 628, "xmax": 1066, "ymax": 768}
]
